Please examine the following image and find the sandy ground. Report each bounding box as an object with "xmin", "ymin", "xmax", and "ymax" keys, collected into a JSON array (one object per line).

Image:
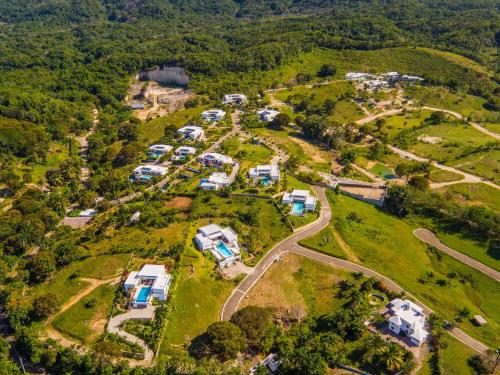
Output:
[{"xmin": 165, "ymin": 196, "xmax": 192, "ymax": 210}]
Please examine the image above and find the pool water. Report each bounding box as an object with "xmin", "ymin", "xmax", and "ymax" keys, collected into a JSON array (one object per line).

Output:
[
  {"xmin": 216, "ymin": 242, "xmax": 233, "ymax": 258},
  {"xmin": 136, "ymin": 287, "xmax": 152, "ymax": 303},
  {"xmin": 292, "ymin": 202, "xmax": 305, "ymax": 215},
  {"xmin": 260, "ymin": 177, "xmax": 270, "ymax": 186}
]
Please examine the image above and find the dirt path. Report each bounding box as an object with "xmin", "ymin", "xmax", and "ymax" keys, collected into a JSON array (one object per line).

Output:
[
  {"xmin": 76, "ymin": 108, "xmax": 99, "ymax": 183},
  {"xmin": 413, "ymin": 228, "xmax": 500, "ymax": 281},
  {"xmin": 331, "ymin": 229, "xmax": 360, "ymax": 262},
  {"xmin": 45, "ymin": 276, "xmax": 119, "ymax": 326}
]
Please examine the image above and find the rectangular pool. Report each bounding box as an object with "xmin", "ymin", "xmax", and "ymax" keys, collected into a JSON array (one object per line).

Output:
[
  {"xmin": 292, "ymin": 202, "xmax": 304, "ymax": 215},
  {"xmin": 216, "ymin": 242, "xmax": 233, "ymax": 258},
  {"xmin": 260, "ymin": 176, "xmax": 270, "ymax": 186},
  {"xmin": 135, "ymin": 287, "xmax": 151, "ymax": 303}
]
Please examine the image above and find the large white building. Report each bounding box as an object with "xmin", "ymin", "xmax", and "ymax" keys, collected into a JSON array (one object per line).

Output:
[
  {"xmin": 124, "ymin": 265, "xmax": 172, "ymax": 308},
  {"xmin": 194, "ymin": 224, "xmax": 241, "ymax": 267},
  {"xmin": 132, "ymin": 165, "xmax": 168, "ymax": 182},
  {"xmin": 197, "ymin": 152, "xmax": 233, "ymax": 167},
  {"xmin": 248, "ymin": 164, "xmax": 280, "ymax": 184},
  {"xmin": 345, "ymin": 72, "xmax": 375, "ymax": 81},
  {"xmin": 199, "ymin": 172, "xmax": 231, "ymax": 190},
  {"xmin": 282, "ymin": 189, "xmax": 317, "ymax": 215},
  {"xmin": 148, "ymin": 144, "xmax": 173, "ymax": 158},
  {"xmin": 384, "ymin": 298, "xmax": 429, "ymax": 347},
  {"xmin": 256, "ymin": 109, "xmax": 280, "ymax": 122},
  {"xmin": 176, "ymin": 125, "xmax": 205, "ymax": 140},
  {"xmin": 202, "ymin": 109, "xmax": 226, "ymax": 122},
  {"xmin": 222, "ymin": 94, "xmax": 247, "ymax": 105}
]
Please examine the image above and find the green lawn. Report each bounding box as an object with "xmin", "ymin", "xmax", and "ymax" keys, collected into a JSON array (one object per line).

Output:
[
  {"xmin": 416, "ymin": 48, "xmax": 492, "ymax": 77},
  {"xmin": 221, "ymin": 135, "xmax": 273, "ymax": 177},
  {"xmin": 448, "ymin": 149, "xmax": 499, "ymax": 184},
  {"xmin": 429, "ymin": 168, "xmax": 464, "ymax": 183},
  {"xmin": 17, "ymin": 141, "xmax": 70, "ymax": 184},
  {"xmin": 52, "ymin": 283, "xmax": 116, "ymax": 344},
  {"xmin": 284, "ymin": 175, "xmax": 312, "ymax": 191},
  {"xmin": 437, "ymin": 183, "xmax": 500, "ymax": 212},
  {"xmin": 33, "ymin": 254, "xmax": 130, "ymax": 305},
  {"xmin": 418, "ymin": 333, "xmax": 477, "ymax": 375},
  {"xmin": 369, "ymin": 163, "xmax": 397, "ymax": 179},
  {"xmin": 287, "ymin": 210, "xmax": 319, "ymax": 229},
  {"xmin": 310, "ymin": 192, "xmax": 500, "ymax": 347},
  {"xmin": 299, "ymin": 227, "xmax": 346, "ymax": 259},
  {"xmin": 374, "ymin": 110, "xmax": 434, "ymax": 140}
]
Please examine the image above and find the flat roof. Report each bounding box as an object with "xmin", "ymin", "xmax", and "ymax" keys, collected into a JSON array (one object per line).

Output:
[{"xmin": 138, "ymin": 264, "xmax": 165, "ymax": 278}]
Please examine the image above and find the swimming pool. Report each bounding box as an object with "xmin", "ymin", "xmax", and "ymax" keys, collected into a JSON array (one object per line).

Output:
[
  {"xmin": 292, "ymin": 202, "xmax": 305, "ymax": 215},
  {"xmin": 216, "ymin": 242, "xmax": 233, "ymax": 258},
  {"xmin": 136, "ymin": 287, "xmax": 152, "ymax": 303},
  {"xmin": 260, "ymin": 176, "xmax": 270, "ymax": 186}
]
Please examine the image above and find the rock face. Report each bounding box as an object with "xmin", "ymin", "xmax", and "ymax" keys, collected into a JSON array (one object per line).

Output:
[{"xmin": 138, "ymin": 67, "xmax": 189, "ymax": 87}]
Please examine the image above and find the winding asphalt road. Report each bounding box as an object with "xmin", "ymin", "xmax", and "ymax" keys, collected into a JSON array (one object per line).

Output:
[{"xmin": 220, "ymin": 186, "xmax": 490, "ymax": 355}]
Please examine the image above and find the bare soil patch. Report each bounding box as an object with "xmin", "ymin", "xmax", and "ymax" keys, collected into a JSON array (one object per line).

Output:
[
  {"xmin": 165, "ymin": 196, "xmax": 192, "ymax": 210},
  {"xmin": 290, "ymin": 137, "xmax": 330, "ymax": 163}
]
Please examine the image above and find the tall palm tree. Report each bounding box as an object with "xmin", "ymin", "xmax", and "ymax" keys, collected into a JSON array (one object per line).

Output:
[{"xmin": 379, "ymin": 343, "xmax": 405, "ymax": 372}]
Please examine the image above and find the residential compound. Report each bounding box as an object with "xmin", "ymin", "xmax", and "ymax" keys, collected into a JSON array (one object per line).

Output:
[
  {"xmin": 345, "ymin": 71, "xmax": 424, "ymax": 90},
  {"xmin": 257, "ymin": 109, "xmax": 280, "ymax": 122},
  {"xmin": 124, "ymin": 265, "xmax": 172, "ymax": 308},
  {"xmin": 222, "ymin": 94, "xmax": 247, "ymax": 105},
  {"xmin": 383, "ymin": 298, "xmax": 429, "ymax": 347},
  {"xmin": 248, "ymin": 164, "xmax": 280, "ymax": 185},
  {"xmin": 194, "ymin": 224, "xmax": 241, "ymax": 267},
  {"xmin": 148, "ymin": 144, "xmax": 173, "ymax": 158},
  {"xmin": 171, "ymin": 146, "xmax": 196, "ymax": 161},
  {"xmin": 199, "ymin": 172, "xmax": 231, "ymax": 190},
  {"xmin": 176, "ymin": 125, "xmax": 205, "ymax": 140},
  {"xmin": 202, "ymin": 109, "xmax": 226, "ymax": 122},
  {"xmin": 282, "ymin": 189, "xmax": 317, "ymax": 215},
  {"xmin": 197, "ymin": 152, "xmax": 233, "ymax": 167},
  {"xmin": 132, "ymin": 165, "xmax": 168, "ymax": 182}
]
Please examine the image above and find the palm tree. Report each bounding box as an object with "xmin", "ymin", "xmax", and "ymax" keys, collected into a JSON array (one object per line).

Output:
[{"xmin": 379, "ymin": 342, "xmax": 405, "ymax": 372}]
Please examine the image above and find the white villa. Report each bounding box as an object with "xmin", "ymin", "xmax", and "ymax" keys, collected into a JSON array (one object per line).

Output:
[
  {"xmin": 202, "ymin": 109, "xmax": 226, "ymax": 122},
  {"xmin": 124, "ymin": 265, "xmax": 172, "ymax": 308},
  {"xmin": 148, "ymin": 144, "xmax": 173, "ymax": 157},
  {"xmin": 384, "ymin": 298, "xmax": 429, "ymax": 347},
  {"xmin": 132, "ymin": 165, "xmax": 168, "ymax": 181},
  {"xmin": 199, "ymin": 172, "xmax": 231, "ymax": 190},
  {"xmin": 176, "ymin": 125, "xmax": 205, "ymax": 140},
  {"xmin": 248, "ymin": 164, "xmax": 280, "ymax": 184},
  {"xmin": 363, "ymin": 79, "xmax": 390, "ymax": 91},
  {"xmin": 345, "ymin": 72, "xmax": 375, "ymax": 81},
  {"xmin": 171, "ymin": 146, "xmax": 196, "ymax": 161},
  {"xmin": 222, "ymin": 94, "xmax": 248, "ymax": 105},
  {"xmin": 197, "ymin": 152, "xmax": 233, "ymax": 167},
  {"xmin": 257, "ymin": 109, "xmax": 280, "ymax": 122},
  {"xmin": 194, "ymin": 223, "xmax": 241, "ymax": 267},
  {"xmin": 282, "ymin": 189, "xmax": 317, "ymax": 215}
]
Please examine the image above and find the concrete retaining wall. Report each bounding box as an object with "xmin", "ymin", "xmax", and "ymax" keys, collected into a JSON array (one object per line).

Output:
[{"xmin": 139, "ymin": 67, "xmax": 189, "ymax": 87}]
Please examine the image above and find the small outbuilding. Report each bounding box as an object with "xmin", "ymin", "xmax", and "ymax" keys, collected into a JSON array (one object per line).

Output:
[{"xmin": 473, "ymin": 315, "xmax": 487, "ymax": 326}]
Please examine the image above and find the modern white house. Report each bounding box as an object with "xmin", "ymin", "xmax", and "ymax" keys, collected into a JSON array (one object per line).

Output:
[
  {"xmin": 124, "ymin": 265, "xmax": 172, "ymax": 308},
  {"xmin": 148, "ymin": 144, "xmax": 173, "ymax": 158},
  {"xmin": 202, "ymin": 109, "xmax": 226, "ymax": 122},
  {"xmin": 197, "ymin": 152, "xmax": 233, "ymax": 167},
  {"xmin": 194, "ymin": 223, "xmax": 241, "ymax": 267},
  {"xmin": 345, "ymin": 72, "xmax": 374, "ymax": 81},
  {"xmin": 257, "ymin": 109, "xmax": 280, "ymax": 122},
  {"xmin": 282, "ymin": 189, "xmax": 317, "ymax": 215},
  {"xmin": 199, "ymin": 172, "xmax": 231, "ymax": 190},
  {"xmin": 79, "ymin": 208, "xmax": 97, "ymax": 217},
  {"xmin": 176, "ymin": 125, "xmax": 205, "ymax": 141},
  {"xmin": 401, "ymin": 75, "xmax": 424, "ymax": 83},
  {"xmin": 132, "ymin": 165, "xmax": 168, "ymax": 182},
  {"xmin": 363, "ymin": 79, "xmax": 390, "ymax": 91},
  {"xmin": 384, "ymin": 298, "xmax": 429, "ymax": 347},
  {"xmin": 171, "ymin": 146, "xmax": 196, "ymax": 162},
  {"xmin": 222, "ymin": 94, "xmax": 248, "ymax": 105},
  {"xmin": 248, "ymin": 164, "xmax": 280, "ymax": 185}
]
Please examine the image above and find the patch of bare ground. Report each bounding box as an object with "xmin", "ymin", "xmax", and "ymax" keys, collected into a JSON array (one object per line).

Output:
[
  {"xmin": 289, "ymin": 137, "xmax": 331, "ymax": 163},
  {"xmin": 165, "ymin": 196, "xmax": 192, "ymax": 210}
]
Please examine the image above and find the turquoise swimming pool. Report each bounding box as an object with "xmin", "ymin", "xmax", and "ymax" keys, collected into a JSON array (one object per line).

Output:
[
  {"xmin": 260, "ymin": 176, "xmax": 270, "ymax": 186},
  {"xmin": 216, "ymin": 242, "xmax": 233, "ymax": 258},
  {"xmin": 292, "ymin": 202, "xmax": 304, "ymax": 215},
  {"xmin": 136, "ymin": 287, "xmax": 151, "ymax": 303}
]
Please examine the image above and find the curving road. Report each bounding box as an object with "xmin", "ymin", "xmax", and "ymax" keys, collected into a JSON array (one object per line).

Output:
[
  {"xmin": 220, "ymin": 186, "xmax": 490, "ymax": 355},
  {"xmin": 414, "ymin": 228, "xmax": 500, "ymax": 282}
]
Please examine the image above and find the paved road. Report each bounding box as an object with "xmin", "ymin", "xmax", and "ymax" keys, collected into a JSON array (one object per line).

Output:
[
  {"xmin": 414, "ymin": 228, "xmax": 500, "ymax": 282},
  {"xmin": 107, "ymin": 306, "xmax": 156, "ymax": 362},
  {"xmin": 220, "ymin": 186, "xmax": 490, "ymax": 355}
]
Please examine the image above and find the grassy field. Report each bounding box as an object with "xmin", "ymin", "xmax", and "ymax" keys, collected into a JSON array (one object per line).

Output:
[
  {"xmin": 137, "ymin": 106, "xmax": 207, "ymax": 143},
  {"xmin": 33, "ymin": 253, "xmax": 130, "ymax": 304},
  {"xmin": 17, "ymin": 141, "xmax": 70, "ymax": 184},
  {"xmin": 405, "ymin": 86, "xmax": 497, "ymax": 124},
  {"xmin": 52, "ymin": 283, "xmax": 116, "ymax": 344},
  {"xmin": 437, "ymin": 183, "xmax": 499, "ymax": 212},
  {"xmin": 374, "ymin": 110, "xmax": 434, "ymax": 140},
  {"xmin": 448, "ymin": 149, "xmax": 499, "ymax": 184},
  {"xmin": 415, "ymin": 48, "xmax": 492, "ymax": 77},
  {"xmin": 428, "ymin": 167, "xmax": 464, "ymax": 183},
  {"xmin": 369, "ymin": 163, "xmax": 397, "ymax": 180},
  {"xmin": 310, "ymin": 192, "xmax": 500, "ymax": 347},
  {"xmin": 160, "ymin": 220, "xmax": 234, "ymax": 349},
  {"xmin": 299, "ymin": 226, "xmax": 346, "ymax": 259},
  {"xmin": 221, "ymin": 135, "xmax": 273, "ymax": 176},
  {"xmin": 239, "ymin": 254, "xmax": 354, "ymax": 318},
  {"xmin": 417, "ymin": 334, "xmax": 477, "ymax": 375}
]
